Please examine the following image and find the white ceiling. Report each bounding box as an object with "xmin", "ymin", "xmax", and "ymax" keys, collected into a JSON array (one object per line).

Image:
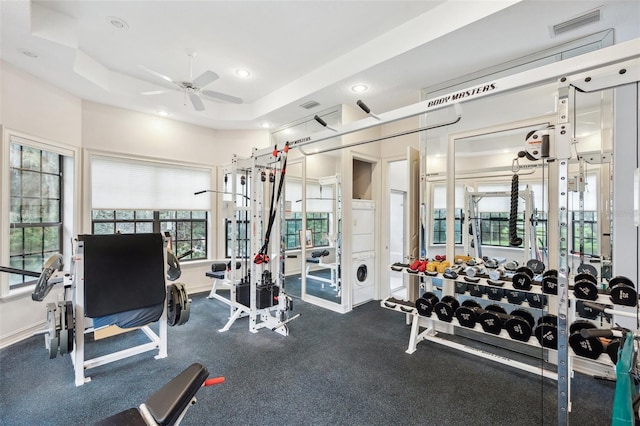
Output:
[{"xmin": 1, "ymin": 0, "xmax": 639, "ymax": 131}]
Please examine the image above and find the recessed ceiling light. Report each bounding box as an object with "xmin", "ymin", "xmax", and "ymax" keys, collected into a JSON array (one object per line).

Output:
[
  {"xmin": 158, "ymin": 110, "xmax": 170, "ymax": 117},
  {"xmin": 259, "ymin": 122, "xmax": 271, "ymax": 129},
  {"xmin": 351, "ymin": 84, "xmax": 368, "ymax": 93},
  {"xmin": 18, "ymin": 48, "xmax": 38, "ymax": 58},
  {"xmin": 235, "ymin": 69, "xmax": 251, "ymax": 78},
  {"xmin": 107, "ymin": 16, "xmax": 129, "ymax": 30}
]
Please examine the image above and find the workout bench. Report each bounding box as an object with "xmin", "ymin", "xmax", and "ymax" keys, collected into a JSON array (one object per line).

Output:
[
  {"xmin": 206, "ymin": 261, "xmax": 241, "ymax": 305},
  {"xmin": 305, "ymin": 249, "xmax": 340, "ymax": 295},
  {"xmin": 94, "ymin": 362, "xmax": 223, "ymax": 426}
]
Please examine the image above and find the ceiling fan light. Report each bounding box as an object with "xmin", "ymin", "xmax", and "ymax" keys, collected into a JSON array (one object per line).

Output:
[{"xmin": 235, "ymin": 68, "xmax": 251, "ymax": 78}]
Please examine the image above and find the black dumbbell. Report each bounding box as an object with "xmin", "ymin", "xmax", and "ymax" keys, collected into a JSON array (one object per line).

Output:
[
  {"xmin": 575, "ymin": 300, "xmax": 612, "ymax": 321},
  {"xmin": 454, "ymin": 281, "xmax": 468, "ymax": 294},
  {"xmin": 415, "ymin": 292, "xmax": 439, "ymax": 317},
  {"xmin": 569, "ymin": 320, "xmax": 603, "ymax": 360},
  {"xmin": 609, "ymin": 276, "xmax": 637, "ymax": 307},
  {"xmin": 468, "ymin": 284, "xmax": 484, "ymax": 298},
  {"xmin": 526, "ymin": 259, "xmax": 546, "ymax": 274},
  {"xmin": 526, "ymin": 292, "xmax": 547, "ymax": 309},
  {"xmin": 512, "ymin": 267, "xmax": 534, "ymax": 291},
  {"xmin": 573, "ymin": 272, "xmax": 599, "ymax": 301},
  {"xmin": 577, "ymin": 327, "xmax": 623, "ymax": 364},
  {"xmin": 505, "ymin": 289, "xmax": 527, "ymax": 305},
  {"xmin": 486, "ymin": 286, "xmax": 505, "ymax": 301},
  {"xmin": 434, "ymin": 295, "xmax": 460, "ymax": 322},
  {"xmin": 454, "ymin": 300, "xmax": 483, "ymax": 328},
  {"xmin": 542, "ymin": 272, "xmax": 558, "ymax": 295},
  {"xmin": 577, "ymin": 263, "xmax": 598, "ymax": 277},
  {"xmin": 478, "ymin": 305, "xmax": 534, "ymax": 341},
  {"xmin": 534, "ymin": 314, "xmax": 558, "ymax": 349}
]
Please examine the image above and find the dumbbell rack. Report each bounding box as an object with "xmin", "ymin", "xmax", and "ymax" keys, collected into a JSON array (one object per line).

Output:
[{"xmin": 386, "ymin": 270, "xmax": 560, "ymax": 380}]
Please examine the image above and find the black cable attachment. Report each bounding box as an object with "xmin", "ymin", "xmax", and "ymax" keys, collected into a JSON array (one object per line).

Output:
[{"xmin": 509, "ymin": 173, "xmax": 522, "ymax": 247}]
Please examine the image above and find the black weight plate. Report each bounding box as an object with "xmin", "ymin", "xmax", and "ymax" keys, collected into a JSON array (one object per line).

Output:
[
  {"xmin": 65, "ymin": 300, "xmax": 74, "ymax": 353},
  {"xmin": 610, "ymin": 285, "xmax": 638, "ymax": 307},
  {"xmin": 575, "ymin": 272, "xmax": 598, "ymax": 285},
  {"xmin": 576, "ymin": 300, "xmax": 600, "ymax": 320},
  {"xmin": 538, "ymin": 314, "xmax": 558, "ymax": 326},
  {"xmin": 609, "ymin": 276, "xmax": 635, "ymax": 289},
  {"xmin": 543, "ymin": 269, "xmax": 558, "ymax": 278},
  {"xmin": 535, "ymin": 323, "xmax": 558, "ymax": 349},
  {"xmin": 486, "ymin": 287, "xmax": 504, "ymax": 301},
  {"xmin": 506, "ymin": 290, "xmax": 526, "ymax": 305},
  {"xmin": 516, "ymin": 266, "xmax": 535, "ymax": 279},
  {"xmin": 510, "ymin": 309, "xmax": 535, "ymax": 329},
  {"xmin": 526, "ymin": 293, "xmax": 547, "ymax": 309},
  {"xmin": 485, "ymin": 304, "xmax": 507, "ymax": 315},
  {"xmin": 542, "ymin": 275, "xmax": 558, "ymax": 295},
  {"xmin": 607, "ymin": 339, "xmax": 620, "ymax": 364},
  {"xmin": 569, "ymin": 320, "xmax": 597, "ymax": 334},
  {"xmin": 468, "ymin": 284, "xmax": 484, "ymax": 297},
  {"xmin": 573, "ymin": 280, "xmax": 599, "ymax": 301},
  {"xmin": 455, "ymin": 281, "xmax": 468, "ymax": 294},
  {"xmin": 577, "ymin": 263, "xmax": 598, "ymax": 277},
  {"xmin": 455, "ymin": 306, "xmax": 479, "ymax": 328},
  {"xmin": 569, "ymin": 331, "xmax": 604, "ymax": 360},
  {"xmin": 461, "ymin": 299, "xmax": 481, "ymax": 309},
  {"xmin": 512, "ymin": 272, "xmax": 532, "ymax": 291},
  {"xmin": 479, "ymin": 311, "xmax": 503, "ymax": 335},
  {"xmin": 505, "ymin": 317, "xmax": 533, "ymax": 342},
  {"xmin": 526, "ymin": 259, "xmax": 546, "ymax": 275}
]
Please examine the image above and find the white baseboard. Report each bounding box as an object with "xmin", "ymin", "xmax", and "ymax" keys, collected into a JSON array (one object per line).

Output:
[{"xmin": 0, "ymin": 322, "xmax": 45, "ymax": 350}]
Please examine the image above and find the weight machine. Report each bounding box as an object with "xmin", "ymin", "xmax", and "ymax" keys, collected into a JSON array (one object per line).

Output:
[
  {"xmin": 14, "ymin": 233, "xmax": 191, "ymax": 386},
  {"xmin": 214, "ymin": 150, "xmax": 297, "ymax": 336}
]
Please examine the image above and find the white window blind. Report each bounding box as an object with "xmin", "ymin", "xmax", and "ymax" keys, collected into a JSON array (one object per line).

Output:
[
  {"xmin": 433, "ymin": 184, "xmax": 464, "ymax": 209},
  {"xmin": 91, "ymin": 156, "xmax": 211, "ymax": 210}
]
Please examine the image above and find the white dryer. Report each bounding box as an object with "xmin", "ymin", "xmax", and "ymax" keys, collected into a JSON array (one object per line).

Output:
[{"xmin": 352, "ymin": 251, "xmax": 375, "ymax": 306}]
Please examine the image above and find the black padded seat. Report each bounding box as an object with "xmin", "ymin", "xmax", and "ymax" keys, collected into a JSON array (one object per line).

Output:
[
  {"xmin": 306, "ymin": 258, "xmax": 320, "ymax": 264},
  {"xmin": 145, "ymin": 363, "xmax": 209, "ymax": 426},
  {"xmin": 206, "ymin": 271, "xmax": 226, "ymax": 279},
  {"xmin": 93, "ymin": 408, "xmax": 147, "ymax": 426}
]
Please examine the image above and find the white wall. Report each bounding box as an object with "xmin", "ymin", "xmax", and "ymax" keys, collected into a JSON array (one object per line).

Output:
[
  {"xmin": 0, "ymin": 63, "xmax": 269, "ymax": 347},
  {"xmin": 0, "ymin": 61, "xmax": 82, "ymax": 347}
]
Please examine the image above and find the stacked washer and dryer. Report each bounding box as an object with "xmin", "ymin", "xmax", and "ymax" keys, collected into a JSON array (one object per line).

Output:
[{"xmin": 351, "ymin": 200, "xmax": 375, "ymax": 306}]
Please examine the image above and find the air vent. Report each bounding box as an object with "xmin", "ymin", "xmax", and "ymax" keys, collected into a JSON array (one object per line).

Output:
[
  {"xmin": 552, "ymin": 9, "xmax": 601, "ymax": 37},
  {"xmin": 300, "ymin": 100, "xmax": 320, "ymax": 110}
]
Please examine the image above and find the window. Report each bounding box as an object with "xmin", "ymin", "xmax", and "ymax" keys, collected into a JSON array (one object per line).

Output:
[
  {"xmin": 284, "ymin": 212, "xmax": 330, "ymax": 250},
  {"xmin": 572, "ymin": 211, "xmax": 598, "ymax": 256},
  {"xmin": 90, "ymin": 155, "xmax": 212, "ymax": 262},
  {"xmin": 432, "ymin": 208, "xmax": 463, "ymax": 244},
  {"xmin": 225, "ymin": 218, "xmax": 250, "ymax": 258},
  {"xmin": 9, "ymin": 143, "xmax": 63, "ymax": 289},
  {"xmin": 91, "ymin": 210, "xmax": 207, "ymax": 260}
]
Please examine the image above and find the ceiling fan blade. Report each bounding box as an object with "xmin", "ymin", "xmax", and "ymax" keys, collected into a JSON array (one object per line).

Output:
[
  {"xmin": 139, "ymin": 65, "xmax": 180, "ymax": 86},
  {"xmin": 192, "ymin": 70, "xmax": 219, "ymax": 88},
  {"xmin": 201, "ymin": 90, "xmax": 243, "ymax": 104},
  {"xmin": 189, "ymin": 92, "xmax": 206, "ymax": 111}
]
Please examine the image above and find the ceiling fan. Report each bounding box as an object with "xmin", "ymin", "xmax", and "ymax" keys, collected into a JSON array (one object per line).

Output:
[{"xmin": 140, "ymin": 50, "xmax": 242, "ymax": 111}]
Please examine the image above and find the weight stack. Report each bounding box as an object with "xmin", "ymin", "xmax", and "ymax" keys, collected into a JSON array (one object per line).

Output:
[{"xmin": 236, "ymin": 282, "xmax": 279, "ymax": 309}]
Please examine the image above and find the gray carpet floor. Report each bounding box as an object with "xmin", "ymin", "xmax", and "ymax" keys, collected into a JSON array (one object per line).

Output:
[{"xmin": 0, "ymin": 291, "xmax": 615, "ymax": 425}]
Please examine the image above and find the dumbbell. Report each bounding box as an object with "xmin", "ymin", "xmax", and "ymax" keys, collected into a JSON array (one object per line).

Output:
[
  {"xmin": 467, "ymin": 284, "xmax": 484, "ymax": 298},
  {"xmin": 434, "ymin": 295, "xmax": 460, "ymax": 322},
  {"xmin": 577, "ymin": 263, "xmax": 598, "ymax": 277},
  {"xmin": 454, "ymin": 281, "xmax": 468, "ymax": 295},
  {"xmin": 526, "ymin": 259, "xmax": 546, "ymax": 275},
  {"xmin": 609, "ymin": 276, "xmax": 637, "ymax": 307},
  {"xmin": 415, "ymin": 292, "xmax": 439, "ymax": 317},
  {"xmin": 526, "ymin": 293, "xmax": 547, "ymax": 309},
  {"xmin": 573, "ymin": 272, "xmax": 599, "ymax": 301},
  {"xmin": 568, "ymin": 320, "xmax": 604, "ymax": 360},
  {"xmin": 504, "ymin": 260, "xmax": 519, "ymax": 272},
  {"xmin": 477, "ymin": 305, "xmax": 535, "ymax": 341},
  {"xmin": 505, "ymin": 289, "xmax": 527, "ymax": 305},
  {"xmin": 454, "ymin": 300, "xmax": 484, "ymax": 328},
  {"xmin": 534, "ymin": 314, "xmax": 558, "ymax": 349},
  {"xmin": 577, "ymin": 326, "xmax": 624, "ymax": 364},
  {"xmin": 542, "ymin": 270, "xmax": 558, "ymax": 295},
  {"xmin": 488, "ymin": 268, "xmax": 505, "ymax": 285},
  {"xmin": 512, "ymin": 266, "xmax": 534, "ymax": 291},
  {"xmin": 576, "ymin": 300, "xmax": 612, "ymax": 321},
  {"xmin": 485, "ymin": 286, "xmax": 505, "ymax": 301}
]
